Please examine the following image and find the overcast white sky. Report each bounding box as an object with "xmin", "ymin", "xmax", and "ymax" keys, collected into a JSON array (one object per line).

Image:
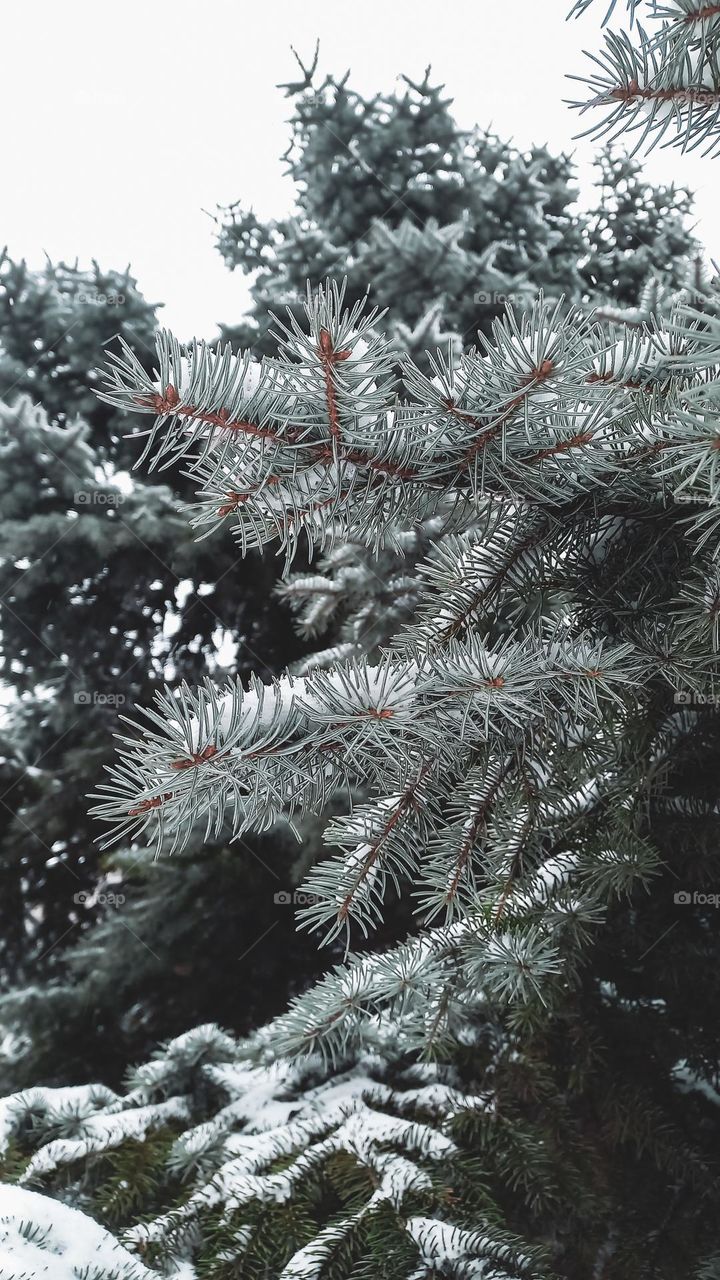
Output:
[{"xmin": 2, "ymin": 0, "xmax": 719, "ymax": 339}]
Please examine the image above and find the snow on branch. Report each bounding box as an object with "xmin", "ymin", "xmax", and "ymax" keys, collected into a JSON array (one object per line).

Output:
[
  {"xmin": 85, "ymin": 281, "xmax": 720, "ymax": 1050},
  {"xmin": 570, "ymin": 2, "xmax": 720, "ymax": 155}
]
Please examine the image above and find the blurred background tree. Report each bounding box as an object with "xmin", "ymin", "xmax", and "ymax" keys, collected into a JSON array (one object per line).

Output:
[
  {"xmin": 0, "ymin": 262, "xmax": 310, "ymax": 1089},
  {"xmin": 216, "ymin": 55, "xmax": 698, "ymax": 360},
  {"xmin": 0, "ymin": 253, "xmax": 158, "ymax": 463}
]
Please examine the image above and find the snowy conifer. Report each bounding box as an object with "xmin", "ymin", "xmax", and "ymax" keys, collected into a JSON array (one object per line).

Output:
[{"xmin": 3, "ymin": 4, "xmax": 720, "ymax": 1277}]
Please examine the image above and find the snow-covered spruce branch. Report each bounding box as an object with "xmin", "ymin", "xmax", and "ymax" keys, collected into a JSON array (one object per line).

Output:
[
  {"xmin": 100, "ymin": 285, "xmax": 705, "ymax": 560},
  {"xmin": 570, "ymin": 1, "xmax": 720, "ymax": 155},
  {"xmin": 570, "ymin": 1, "xmax": 720, "ymax": 27},
  {"xmin": 91, "ymin": 633, "xmax": 647, "ymax": 939},
  {"xmin": 99, "ymin": 284, "xmax": 720, "ymax": 548},
  {"xmin": 0, "ymin": 1024, "xmax": 546, "ymax": 1280},
  {"xmin": 87, "ymin": 282, "xmax": 720, "ymax": 1045},
  {"xmin": 103, "ymin": 639, "xmax": 643, "ymax": 836}
]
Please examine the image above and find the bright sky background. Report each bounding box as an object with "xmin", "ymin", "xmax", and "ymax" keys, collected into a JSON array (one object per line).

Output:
[{"xmin": 3, "ymin": 0, "xmax": 719, "ymax": 340}]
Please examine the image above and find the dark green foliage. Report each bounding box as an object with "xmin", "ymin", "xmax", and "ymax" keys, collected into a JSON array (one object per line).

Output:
[
  {"xmin": 0, "ymin": 1025, "xmax": 549, "ymax": 1279},
  {"xmin": 0, "ymin": 274, "xmax": 311, "ymax": 1088},
  {"xmin": 75, "ymin": 266, "xmax": 720, "ymax": 1277},
  {"xmin": 580, "ymin": 151, "xmax": 696, "ymax": 307},
  {"xmin": 0, "ymin": 251, "xmax": 158, "ymax": 464},
  {"xmin": 0, "ymin": 835, "xmax": 326, "ymax": 1089},
  {"xmin": 4, "ymin": 942, "xmax": 720, "ymax": 1276},
  {"xmin": 2, "ymin": 19, "xmax": 719, "ymax": 1274},
  {"xmin": 92, "ymin": 1128, "xmax": 182, "ymax": 1227}
]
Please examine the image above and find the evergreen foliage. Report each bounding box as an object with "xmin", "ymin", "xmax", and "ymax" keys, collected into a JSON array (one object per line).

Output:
[
  {"xmin": 3, "ymin": 7, "xmax": 720, "ymax": 1277},
  {"xmin": 0, "ymin": 1023, "xmax": 554, "ymax": 1279},
  {"xmin": 216, "ymin": 57, "xmax": 699, "ymax": 358},
  {"xmin": 570, "ymin": 0, "xmax": 720, "ymax": 156},
  {"xmin": 0, "ymin": 252, "xmax": 158, "ymax": 464},
  {"xmin": 0, "ymin": 263, "xmax": 309, "ymax": 1089},
  {"xmin": 578, "ymin": 148, "xmax": 696, "ymax": 306},
  {"xmin": 1, "ymin": 46, "xmax": 699, "ymax": 1092},
  {"xmin": 32, "ymin": 253, "xmax": 716, "ymax": 1272}
]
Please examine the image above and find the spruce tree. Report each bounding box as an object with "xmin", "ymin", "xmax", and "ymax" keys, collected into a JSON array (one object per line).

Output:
[
  {"xmin": 570, "ymin": 0, "xmax": 720, "ymax": 157},
  {"xmin": 9, "ymin": 260, "xmax": 718, "ymax": 1272},
  {"xmin": 215, "ymin": 55, "xmax": 698, "ymax": 359},
  {"xmin": 5, "ymin": 51, "xmax": 700, "ymax": 1094},
  {"xmin": 3, "ymin": 7, "xmax": 720, "ymax": 1276},
  {"xmin": 0, "ymin": 259, "xmax": 310, "ymax": 1089},
  {"xmin": 0, "ymin": 252, "xmax": 158, "ymax": 464}
]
